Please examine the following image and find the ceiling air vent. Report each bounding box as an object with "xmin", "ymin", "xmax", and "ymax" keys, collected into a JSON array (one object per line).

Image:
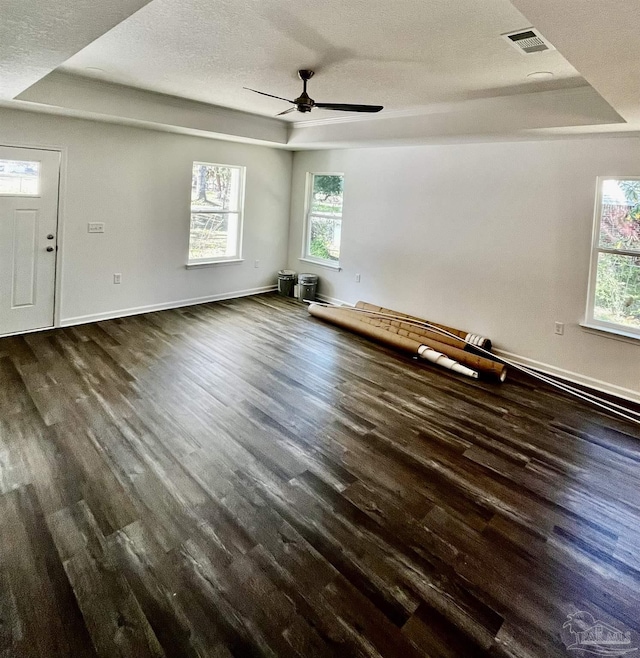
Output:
[{"xmin": 502, "ymin": 28, "xmax": 555, "ymax": 54}]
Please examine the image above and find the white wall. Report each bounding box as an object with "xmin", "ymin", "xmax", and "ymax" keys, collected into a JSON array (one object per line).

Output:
[
  {"xmin": 2, "ymin": 106, "xmax": 638, "ymax": 400},
  {"xmin": 0, "ymin": 108, "xmax": 292, "ymax": 323},
  {"xmin": 288, "ymin": 138, "xmax": 640, "ymax": 401}
]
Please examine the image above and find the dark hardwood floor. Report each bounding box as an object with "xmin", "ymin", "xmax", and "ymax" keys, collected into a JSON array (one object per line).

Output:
[{"xmin": 1, "ymin": 292, "xmax": 639, "ymax": 657}]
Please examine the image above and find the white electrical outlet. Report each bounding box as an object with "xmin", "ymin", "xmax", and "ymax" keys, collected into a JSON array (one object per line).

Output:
[
  {"xmin": 254, "ymin": 260, "xmax": 260, "ymax": 268},
  {"xmin": 113, "ymin": 273, "xmax": 122, "ymax": 284},
  {"xmin": 88, "ymin": 222, "xmax": 105, "ymax": 233},
  {"xmin": 355, "ymin": 273, "xmax": 361, "ymax": 283},
  {"xmin": 554, "ymin": 321, "xmax": 564, "ymax": 335}
]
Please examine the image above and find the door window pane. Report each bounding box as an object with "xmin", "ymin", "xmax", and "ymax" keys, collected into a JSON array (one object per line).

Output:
[{"xmin": 0, "ymin": 160, "xmax": 40, "ymax": 195}]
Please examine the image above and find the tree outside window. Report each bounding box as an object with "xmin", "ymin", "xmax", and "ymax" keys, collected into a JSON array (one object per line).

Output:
[
  {"xmin": 189, "ymin": 163, "xmax": 244, "ymax": 263},
  {"xmin": 588, "ymin": 178, "xmax": 640, "ymax": 334},
  {"xmin": 305, "ymin": 173, "xmax": 344, "ymax": 264}
]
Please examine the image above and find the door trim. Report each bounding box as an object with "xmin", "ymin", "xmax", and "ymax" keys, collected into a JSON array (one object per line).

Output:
[{"xmin": 0, "ymin": 142, "xmax": 65, "ymax": 334}]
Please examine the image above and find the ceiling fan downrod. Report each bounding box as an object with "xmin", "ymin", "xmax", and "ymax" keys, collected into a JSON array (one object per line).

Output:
[{"xmin": 295, "ymin": 70, "xmax": 315, "ymax": 111}]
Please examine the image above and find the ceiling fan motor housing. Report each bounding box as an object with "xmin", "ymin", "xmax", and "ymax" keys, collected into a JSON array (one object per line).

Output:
[
  {"xmin": 245, "ymin": 69, "xmax": 383, "ymax": 115},
  {"xmin": 294, "ymin": 91, "xmax": 314, "ymax": 112}
]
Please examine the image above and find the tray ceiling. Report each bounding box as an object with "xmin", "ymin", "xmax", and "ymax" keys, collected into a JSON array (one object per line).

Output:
[{"xmin": 58, "ymin": 0, "xmax": 584, "ymax": 122}]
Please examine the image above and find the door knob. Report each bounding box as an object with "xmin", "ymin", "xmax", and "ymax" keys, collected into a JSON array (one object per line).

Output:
[
  {"xmin": 47, "ymin": 234, "xmax": 54, "ymax": 240},
  {"xmin": 46, "ymin": 246, "xmax": 54, "ymax": 252}
]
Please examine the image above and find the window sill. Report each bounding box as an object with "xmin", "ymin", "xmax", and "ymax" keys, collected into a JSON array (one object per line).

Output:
[
  {"xmin": 579, "ymin": 322, "xmax": 640, "ymax": 345},
  {"xmin": 298, "ymin": 257, "xmax": 341, "ymax": 271},
  {"xmin": 186, "ymin": 259, "xmax": 244, "ymax": 269}
]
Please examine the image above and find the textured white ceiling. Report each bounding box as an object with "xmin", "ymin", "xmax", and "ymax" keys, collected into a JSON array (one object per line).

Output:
[
  {"xmin": 511, "ymin": 0, "xmax": 640, "ymax": 126},
  {"xmin": 0, "ymin": 0, "xmax": 152, "ymax": 100},
  {"xmin": 59, "ymin": 0, "xmax": 584, "ymax": 121}
]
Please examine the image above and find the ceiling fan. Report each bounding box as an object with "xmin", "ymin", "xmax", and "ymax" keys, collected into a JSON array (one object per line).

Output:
[{"xmin": 244, "ymin": 70, "xmax": 383, "ymax": 116}]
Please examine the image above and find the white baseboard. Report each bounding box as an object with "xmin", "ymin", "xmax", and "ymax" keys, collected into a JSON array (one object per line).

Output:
[
  {"xmin": 60, "ymin": 285, "xmax": 277, "ymax": 327},
  {"xmin": 494, "ymin": 348, "xmax": 640, "ymax": 405},
  {"xmin": 316, "ymin": 293, "xmax": 353, "ymax": 307}
]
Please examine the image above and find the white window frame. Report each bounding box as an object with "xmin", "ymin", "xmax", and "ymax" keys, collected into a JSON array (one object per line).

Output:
[
  {"xmin": 301, "ymin": 171, "xmax": 344, "ymax": 269},
  {"xmin": 187, "ymin": 161, "xmax": 246, "ymax": 266},
  {"xmin": 584, "ymin": 176, "xmax": 640, "ymax": 340}
]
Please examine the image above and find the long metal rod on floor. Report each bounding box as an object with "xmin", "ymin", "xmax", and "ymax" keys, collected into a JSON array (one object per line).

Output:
[{"xmin": 306, "ymin": 301, "xmax": 640, "ymax": 427}]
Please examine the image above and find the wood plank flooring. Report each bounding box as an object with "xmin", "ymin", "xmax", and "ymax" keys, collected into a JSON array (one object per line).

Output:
[{"xmin": 1, "ymin": 292, "xmax": 639, "ymax": 657}]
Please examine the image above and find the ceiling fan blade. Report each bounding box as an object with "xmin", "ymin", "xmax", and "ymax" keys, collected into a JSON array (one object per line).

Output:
[
  {"xmin": 243, "ymin": 87, "xmax": 295, "ymax": 103},
  {"xmin": 314, "ymin": 103, "xmax": 383, "ymax": 113},
  {"xmin": 276, "ymin": 107, "xmax": 297, "ymax": 116}
]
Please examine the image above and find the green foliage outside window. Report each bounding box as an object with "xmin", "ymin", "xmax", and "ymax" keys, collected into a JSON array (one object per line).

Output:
[
  {"xmin": 310, "ymin": 218, "xmax": 338, "ymax": 261},
  {"xmin": 313, "ymin": 175, "xmax": 343, "ymax": 199},
  {"xmin": 308, "ymin": 174, "xmax": 343, "ymax": 262},
  {"xmin": 594, "ymin": 180, "xmax": 640, "ymax": 329}
]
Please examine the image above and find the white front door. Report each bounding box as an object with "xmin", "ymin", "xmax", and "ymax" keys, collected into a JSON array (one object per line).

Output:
[{"xmin": 0, "ymin": 146, "xmax": 60, "ymax": 336}]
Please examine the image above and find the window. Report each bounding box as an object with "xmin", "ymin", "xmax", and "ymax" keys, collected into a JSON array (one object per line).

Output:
[
  {"xmin": 303, "ymin": 173, "xmax": 344, "ymax": 265},
  {"xmin": 0, "ymin": 159, "xmax": 40, "ymax": 196},
  {"xmin": 586, "ymin": 177, "xmax": 640, "ymax": 337},
  {"xmin": 188, "ymin": 162, "xmax": 245, "ymax": 264}
]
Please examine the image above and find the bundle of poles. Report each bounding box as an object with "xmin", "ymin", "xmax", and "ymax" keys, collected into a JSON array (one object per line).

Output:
[
  {"xmin": 309, "ymin": 301, "xmax": 506, "ymax": 382},
  {"xmin": 307, "ymin": 300, "xmax": 640, "ymax": 426}
]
